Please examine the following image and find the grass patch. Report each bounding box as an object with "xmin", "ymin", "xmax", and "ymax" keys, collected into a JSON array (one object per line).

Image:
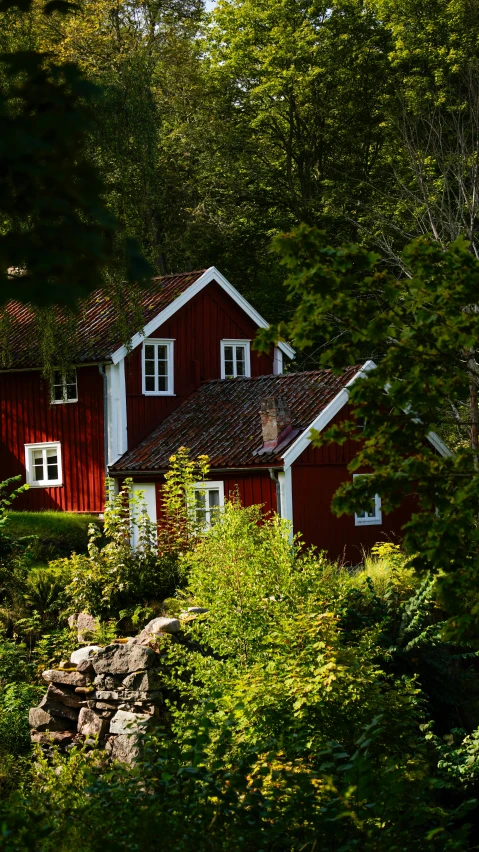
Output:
[
  {"xmin": 6, "ymin": 511, "xmax": 102, "ymax": 565},
  {"xmin": 349, "ymin": 543, "xmax": 418, "ymax": 602}
]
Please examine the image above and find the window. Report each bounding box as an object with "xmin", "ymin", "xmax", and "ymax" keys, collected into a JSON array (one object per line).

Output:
[
  {"xmin": 221, "ymin": 340, "xmax": 251, "ymax": 379},
  {"xmin": 353, "ymin": 474, "xmax": 382, "ymax": 526},
  {"xmin": 142, "ymin": 340, "xmax": 174, "ymax": 395},
  {"xmin": 193, "ymin": 481, "xmax": 224, "ymax": 529},
  {"xmin": 51, "ymin": 369, "xmax": 77, "ymax": 403},
  {"xmin": 25, "ymin": 442, "xmax": 62, "ymax": 487}
]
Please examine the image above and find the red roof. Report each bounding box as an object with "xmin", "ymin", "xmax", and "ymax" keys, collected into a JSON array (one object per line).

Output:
[
  {"xmin": 111, "ymin": 366, "xmax": 362, "ymax": 472},
  {"xmin": 3, "ymin": 271, "xmax": 206, "ymax": 369}
]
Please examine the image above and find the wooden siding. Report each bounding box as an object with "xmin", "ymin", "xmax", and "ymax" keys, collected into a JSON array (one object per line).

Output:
[
  {"xmin": 291, "ymin": 403, "xmax": 416, "ymax": 561},
  {"xmin": 148, "ymin": 470, "xmax": 277, "ymax": 520},
  {"xmin": 0, "ymin": 367, "xmax": 105, "ymax": 512},
  {"xmin": 125, "ymin": 282, "xmax": 275, "ymax": 449}
]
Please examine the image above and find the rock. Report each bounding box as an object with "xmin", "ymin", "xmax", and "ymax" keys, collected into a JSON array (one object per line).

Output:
[
  {"xmin": 70, "ymin": 646, "xmax": 101, "ymax": 666},
  {"xmin": 76, "ymin": 658, "xmax": 96, "ymax": 675},
  {"xmin": 96, "ymin": 701, "xmax": 117, "ymax": 711},
  {"xmin": 136, "ymin": 617, "xmax": 180, "ymax": 645},
  {"xmin": 187, "ymin": 607, "xmax": 208, "ymax": 614},
  {"xmin": 108, "ymin": 734, "xmax": 141, "ymax": 764},
  {"xmin": 39, "ymin": 695, "xmax": 79, "ymax": 722},
  {"xmin": 31, "ymin": 730, "xmax": 75, "ymax": 746},
  {"xmin": 29, "ymin": 707, "xmax": 75, "ymax": 732},
  {"xmin": 69, "ymin": 612, "xmax": 100, "ymax": 642},
  {"xmin": 122, "ymin": 671, "xmax": 161, "ymax": 692},
  {"xmin": 109, "ymin": 709, "xmax": 151, "ymax": 735},
  {"xmin": 95, "ymin": 690, "xmax": 120, "ymax": 701},
  {"xmin": 92, "ymin": 644, "xmax": 155, "ymax": 676},
  {"xmin": 74, "ymin": 686, "xmax": 96, "ymax": 695},
  {"xmin": 44, "ymin": 683, "xmax": 87, "ymax": 708},
  {"xmin": 77, "ymin": 707, "xmax": 109, "ymax": 738},
  {"xmin": 42, "ymin": 669, "xmax": 89, "ymax": 687}
]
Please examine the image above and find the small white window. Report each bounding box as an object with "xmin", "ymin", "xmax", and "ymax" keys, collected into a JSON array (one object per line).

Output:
[
  {"xmin": 25, "ymin": 442, "xmax": 62, "ymax": 487},
  {"xmin": 221, "ymin": 340, "xmax": 251, "ymax": 379},
  {"xmin": 353, "ymin": 474, "xmax": 382, "ymax": 526},
  {"xmin": 193, "ymin": 481, "xmax": 224, "ymax": 529},
  {"xmin": 142, "ymin": 340, "xmax": 174, "ymax": 395},
  {"xmin": 51, "ymin": 369, "xmax": 77, "ymax": 403}
]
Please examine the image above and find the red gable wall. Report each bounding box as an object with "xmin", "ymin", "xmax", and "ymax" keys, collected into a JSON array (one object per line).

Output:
[
  {"xmin": 125, "ymin": 281, "xmax": 275, "ymax": 449},
  {"xmin": 291, "ymin": 404, "xmax": 417, "ymax": 562},
  {"xmin": 0, "ymin": 366, "xmax": 105, "ymax": 512}
]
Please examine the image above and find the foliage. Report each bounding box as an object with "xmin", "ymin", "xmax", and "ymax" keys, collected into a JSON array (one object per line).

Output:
[
  {"xmin": 61, "ymin": 481, "xmax": 168, "ymax": 618},
  {"xmin": 2, "ymin": 507, "xmax": 479, "ymax": 849},
  {"xmin": 257, "ymin": 228, "xmax": 479, "ymax": 640},
  {"xmin": 158, "ymin": 446, "xmax": 210, "ymax": 556},
  {"xmin": 62, "ymin": 453, "xmax": 210, "ymax": 619},
  {"xmin": 0, "ymin": 0, "xmax": 152, "ymax": 309}
]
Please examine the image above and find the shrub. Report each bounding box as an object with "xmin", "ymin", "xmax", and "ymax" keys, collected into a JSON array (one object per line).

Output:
[{"xmin": 59, "ymin": 451, "xmax": 212, "ymax": 619}]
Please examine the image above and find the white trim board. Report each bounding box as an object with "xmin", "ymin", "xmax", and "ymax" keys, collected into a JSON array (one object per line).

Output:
[
  {"xmin": 110, "ymin": 267, "xmax": 295, "ymax": 364},
  {"xmin": 281, "ymin": 360, "xmax": 450, "ymax": 467}
]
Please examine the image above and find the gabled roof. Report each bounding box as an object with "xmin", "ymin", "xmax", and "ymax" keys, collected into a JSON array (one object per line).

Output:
[
  {"xmin": 3, "ymin": 266, "xmax": 294, "ymax": 369},
  {"xmin": 110, "ymin": 366, "xmax": 363, "ymax": 473}
]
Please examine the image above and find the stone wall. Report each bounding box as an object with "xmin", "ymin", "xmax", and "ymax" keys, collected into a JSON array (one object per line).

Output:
[{"xmin": 28, "ymin": 616, "xmax": 194, "ymax": 763}]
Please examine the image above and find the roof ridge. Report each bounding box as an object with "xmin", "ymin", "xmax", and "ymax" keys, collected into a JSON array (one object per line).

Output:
[
  {"xmin": 151, "ymin": 269, "xmax": 208, "ymax": 281},
  {"xmin": 203, "ymin": 368, "xmax": 357, "ymax": 385}
]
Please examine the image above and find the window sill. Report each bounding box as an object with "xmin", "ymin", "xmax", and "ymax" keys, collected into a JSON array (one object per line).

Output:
[
  {"xmin": 51, "ymin": 399, "xmax": 78, "ymax": 405},
  {"xmin": 142, "ymin": 392, "xmax": 176, "ymax": 397},
  {"xmin": 27, "ymin": 482, "xmax": 63, "ymax": 488},
  {"xmin": 355, "ymin": 518, "xmax": 382, "ymax": 527}
]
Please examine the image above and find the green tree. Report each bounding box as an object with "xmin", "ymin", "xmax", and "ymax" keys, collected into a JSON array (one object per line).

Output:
[
  {"xmin": 257, "ymin": 227, "xmax": 479, "ymax": 639},
  {"xmin": 0, "ymin": 0, "xmax": 152, "ymax": 308},
  {"xmin": 364, "ymin": 0, "xmax": 479, "ymax": 265}
]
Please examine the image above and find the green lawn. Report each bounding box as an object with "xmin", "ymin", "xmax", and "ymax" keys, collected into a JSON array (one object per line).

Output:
[{"xmin": 6, "ymin": 511, "xmax": 102, "ymax": 566}]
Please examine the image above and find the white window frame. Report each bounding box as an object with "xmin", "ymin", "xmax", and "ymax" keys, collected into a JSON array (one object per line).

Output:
[
  {"xmin": 142, "ymin": 339, "xmax": 175, "ymax": 396},
  {"xmin": 51, "ymin": 368, "xmax": 78, "ymax": 404},
  {"xmin": 193, "ymin": 480, "xmax": 225, "ymax": 529},
  {"xmin": 353, "ymin": 474, "xmax": 382, "ymax": 526},
  {"xmin": 25, "ymin": 441, "xmax": 63, "ymax": 487},
  {"xmin": 220, "ymin": 340, "xmax": 251, "ymax": 379}
]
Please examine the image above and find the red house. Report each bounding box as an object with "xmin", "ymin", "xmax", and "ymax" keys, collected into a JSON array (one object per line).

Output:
[{"xmin": 0, "ymin": 267, "xmax": 448, "ymax": 561}]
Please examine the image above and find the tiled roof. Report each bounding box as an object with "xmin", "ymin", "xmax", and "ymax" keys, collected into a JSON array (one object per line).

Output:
[
  {"xmin": 3, "ymin": 271, "xmax": 206, "ymax": 369},
  {"xmin": 111, "ymin": 366, "xmax": 362, "ymax": 472}
]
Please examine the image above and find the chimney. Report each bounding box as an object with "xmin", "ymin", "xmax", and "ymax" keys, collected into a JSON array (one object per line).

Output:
[{"xmin": 260, "ymin": 397, "xmax": 292, "ymax": 450}]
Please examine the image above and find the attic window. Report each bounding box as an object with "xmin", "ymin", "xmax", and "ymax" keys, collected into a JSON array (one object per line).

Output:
[
  {"xmin": 193, "ymin": 481, "xmax": 224, "ymax": 529},
  {"xmin": 51, "ymin": 369, "xmax": 77, "ymax": 403},
  {"xmin": 221, "ymin": 340, "xmax": 251, "ymax": 379},
  {"xmin": 353, "ymin": 474, "xmax": 382, "ymax": 526},
  {"xmin": 142, "ymin": 339, "xmax": 174, "ymax": 395}
]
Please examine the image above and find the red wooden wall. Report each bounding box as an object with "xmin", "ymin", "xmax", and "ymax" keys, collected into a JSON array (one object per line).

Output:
[
  {"xmin": 291, "ymin": 404, "xmax": 417, "ymax": 562},
  {"xmin": 152, "ymin": 470, "xmax": 277, "ymax": 520},
  {"xmin": 125, "ymin": 282, "xmax": 275, "ymax": 448},
  {"xmin": 0, "ymin": 366, "xmax": 105, "ymax": 512}
]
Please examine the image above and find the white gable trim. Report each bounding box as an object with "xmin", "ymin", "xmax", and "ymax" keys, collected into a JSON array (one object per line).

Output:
[
  {"xmin": 111, "ymin": 266, "xmax": 295, "ymax": 365},
  {"xmin": 282, "ymin": 362, "xmax": 375, "ymax": 468},
  {"xmin": 281, "ymin": 359, "xmax": 450, "ymax": 467},
  {"xmin": 426, "ymin": 431, "xmax": 452, "ymax": 457}
]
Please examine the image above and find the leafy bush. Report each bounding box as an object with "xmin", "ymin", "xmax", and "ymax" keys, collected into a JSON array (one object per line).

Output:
[
  {"xmin": 6, "ymin": 504, "xmax": 478, "ymax": 850},
  {"xmin": 59, "ymin": 452, "xmax": 212, "ymax": 619}
]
